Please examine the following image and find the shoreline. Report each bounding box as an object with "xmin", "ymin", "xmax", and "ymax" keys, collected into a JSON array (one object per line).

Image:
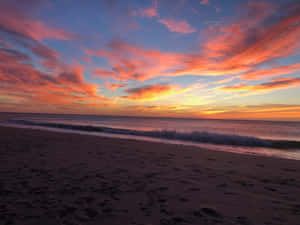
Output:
[
  {"xmin": 2, "ymin": 123, "xmax": 300, "ymax": 161},
  {"xmin": 1, "ymin": 126, "xmax": 300, "ymax": 224}
]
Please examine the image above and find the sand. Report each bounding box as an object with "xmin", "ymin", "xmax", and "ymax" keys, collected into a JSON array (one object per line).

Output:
[{"xmin": 0, "ymin": 126, "xmax": 300, "ymax": 225}]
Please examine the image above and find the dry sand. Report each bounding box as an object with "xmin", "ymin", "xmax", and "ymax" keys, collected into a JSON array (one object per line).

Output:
[{"xmin": 0, "ymin": 126, "xmax": 300, "ymax": 225}]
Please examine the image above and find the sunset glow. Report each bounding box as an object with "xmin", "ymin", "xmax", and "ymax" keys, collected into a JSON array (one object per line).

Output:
[{"xmin": 1, "ymin": 0, "xmax": 300, "ymax": 121}]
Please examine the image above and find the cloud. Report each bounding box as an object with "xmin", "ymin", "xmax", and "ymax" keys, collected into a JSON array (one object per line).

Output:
[
  {"xmin": 214, "ymin": 76, "xmax": 236, "ymax": 84},
  {"xmin": 0, "ymin": 0, "xmax": 76, "ymax": 41},
  {"xmin": 0, "ymin": 47, "xmax": 110, "ymax": 108},
  {"xmin": 158, "ymin": 18, "xmax": 196, "ymax": 34},
  {"xmin": 221, "ymin": 78, "xmax": 300, "ymax": 94},
  {"xmin": 106, "ymin": 82, "xmax": 126, "ymax": 90},
  {"xmin": 122, "ymin": 83, "xmax": 193, "ymax": 101},
  {"xmin": 93, "ymin": 69, "xmax": 117, "ymax": 79},
  {"xmin": 88, "ymin": 1, "xmax": 300, "ymax": 83},
  {"xmin": 3, "ymin": 0, "xmax": 294, "ymax": 116},
  {"xmin": 140, "ymin": 7, "xmax": 158, "ymax": 18},
  {"xmin": 87, "ymin": 40, "xmax": 184, "ymax": 81},
  {"xmin": 200, "ymin": 0, "xmax": 209, "ymax": 5},
  {"xmin": 173, "ymin": 1, "xmax": 300, "ymax": 76},
  {"xmin": 25, "ymin": 41, "xmax": 63, "ymax": 70},
  {"xmin": 240, "ymin": 63, "xmax": 300, "ymax": 80},
  {"xmin": 0, "ymin": 0, "xmax": 78, "ymax": 74}
]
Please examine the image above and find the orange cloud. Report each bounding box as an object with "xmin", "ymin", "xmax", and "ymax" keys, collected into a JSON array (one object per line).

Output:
[
  {"xmin": 0, "ymin": 1, "xmax": 110, "ymax": 111},
  {"xmin": 87, "ymin": 40, "xmax": 184, "ymax": 81},
  {"xmin": 106, "ymin": 82, "xmax": 126, "ymax": 90},
  {"xmin": 221, "ymin": 78, "xmax": 300, "ymax": 93},
  {"xmin": 158, "ymin": 18, "xmax": 196, "ymax": 34},
  {"xmin": 122, "ymin": 83, "xmax": 193, "ymax": 101},
  {"xmin": 214, "ymin": 76, "xmax": 236, "ymax": 84},
  {"xmin": 87, "ymin": 2, "xmax": 300, "ymax": 83},
  {"xmin": 240, "ymin": 63, "xmax": 300, "ymax": 80},
  {"xmin": 173, "ymin": 1, "xmax": 300, "ymax": 77},
  {"xmin": 0, "ymin": 47, "xmax": 110, "ymax": 109}
]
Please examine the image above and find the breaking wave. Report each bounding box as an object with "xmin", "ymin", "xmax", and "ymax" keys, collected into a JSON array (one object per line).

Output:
[{"xmin": 8, "ymin": 120, "xmax": 300, "ymax": 150}]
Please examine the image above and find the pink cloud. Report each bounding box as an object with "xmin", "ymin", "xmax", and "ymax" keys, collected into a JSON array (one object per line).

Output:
[
  {"xmin": 221, "ymin": 78, "xmax": 300, "ymax": 93},
  {"xmin": 140, "ymin": 7, "xmax": 158, "ymax": 18},
  {"xmin": 0, "ymin": 0, "xmax": 111, "ymax": 111},
  {"xmin": 87, "ymin": 2, "xmax": 300, "ymax": 84},
  {"xmin": 200, "ymin": 0, "xmax": 209, "ymax": 5},
  {"xmin": 240, "ymin": 63, "xmax": 300, "ymax": 80},
  {"xmin": 173, "ymin": 1, "xmax": 300, "ymax": 77},
  {"xmin": 93, "ymin": 69, "xmax": 117, "ymax": 79},
  {"xmin": 87, "ymin": 40, "xmax": 185, "ymax": 81},
  {"xmin": 0, "ymin": 0, "xmax": 76, "ymax": 73},
  {"xmin": 0, "ymin": 48, "xmax": 110, "ymax": 108},
  {"xmin": 158, "ymin": 18, "xmax": 196, "ymax": 34},
  {"xmin": 0, "ymin": 0, "xmax": 76, "ymax": 41},
  {"xmin": 214, "ymin": 76, "xmax": 236, "ymax": 84}
]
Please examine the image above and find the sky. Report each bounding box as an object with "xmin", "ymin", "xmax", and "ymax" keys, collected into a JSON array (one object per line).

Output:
[{"xmin": 0, "ymin": 0, "xmax": 300, "ymax": 121}]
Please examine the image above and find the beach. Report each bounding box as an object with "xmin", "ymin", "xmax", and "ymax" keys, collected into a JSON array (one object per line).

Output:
[{"xmin": 1, "ymin": 126, "xmax": 300, "ymax": 225}]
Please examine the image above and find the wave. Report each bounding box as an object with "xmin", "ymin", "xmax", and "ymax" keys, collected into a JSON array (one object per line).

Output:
[{"xmin": 8, "ymin": 120, "xmax": 300, "ymax": 150}]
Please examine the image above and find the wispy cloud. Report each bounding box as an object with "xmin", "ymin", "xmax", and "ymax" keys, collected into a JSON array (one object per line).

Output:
[
  {"xmin": 122, "ymin": 83, "xmax": 194, "ymax": 101},
  {"xmin": 1, "ymin": 0, "xmax": 300, "ymax": 118},
  {"xmin": 87, "ymin": 40, "xmax": 184, "ymax": 81},
  {"xmin": 173, "ymin": 1, "xmax": 300, "ymax": 77},
  {"xmin": 200, "ymin": 0, "xmax": 209, "ymax": 6},
  {"xmin": 93, "ymin": 69, "xmax": 117, "ymax": 79},
  {"xmin": 140, "ymin": 7, "xmax": 158, "ymax": 18},
  {"xmin": 88, "ymin": 1, "xmax": 300, "ymax": 84},
  {"xmin": 0, "ymin": 45, "xmax": 109, "ymax": 110},
  {"xmin": 240, "ymin": 63, "xmax": 300, "ymax": 80},
  {"xmin": 158, "ymin": 18, "xmax": 196, "ymax": 34},
  {"xmin": 221, "ymin": 78, "xmax": 300, "ymax": 94},
  {"xmin": 0, "ymin": 0, "xmax": 78, "ymax": 73},
  {"xmin": 214, "ymin": 76, "xmax": 236, "ymax": 84},
  {"xmin": 0, "ymin": 1, "xmax": 109, "ymax": 110},
  {"xmin": 106, "ymin": 82, "xmax": 126, "ymax": 90},
  {"xmin": 0, "ymin": 0, "xmax": 76, "ymax": 41}
]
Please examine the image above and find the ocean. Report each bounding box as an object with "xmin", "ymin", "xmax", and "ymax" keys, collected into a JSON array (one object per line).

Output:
[{"xmin": 2, "ymin": 112, "xmax": 300, "ymax": 160}]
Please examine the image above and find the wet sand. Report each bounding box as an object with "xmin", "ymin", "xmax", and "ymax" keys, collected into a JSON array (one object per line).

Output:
[{"xmin": 1, "ymin": 126, "xmax": 300, "ymax": 225}]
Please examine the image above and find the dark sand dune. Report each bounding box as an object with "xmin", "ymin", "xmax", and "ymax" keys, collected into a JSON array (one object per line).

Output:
[{"xmin": 1, "ymin": 126, "xmax": 300, "ymax": 225}]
